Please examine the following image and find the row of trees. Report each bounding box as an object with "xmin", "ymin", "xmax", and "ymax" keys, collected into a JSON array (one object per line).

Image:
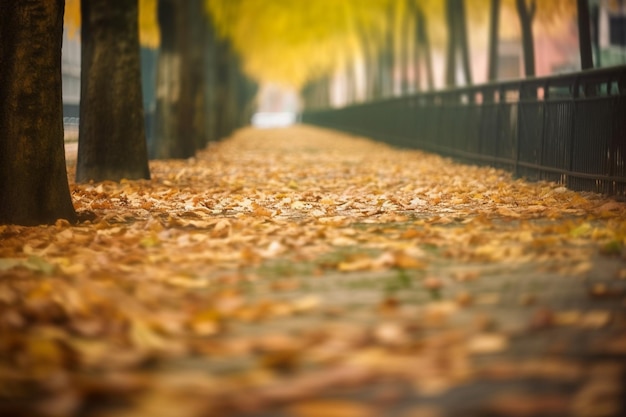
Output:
[
  {"xmin": 295, "ymin": 0, "xmax": 586, "ymax": 108},
  {"xmin": 0, "ymin": 0, "xmax": 605, "ymax": 225},
  {"xmin": 0, "ymin": 0, "xmax": 256, "ymax": 225}
]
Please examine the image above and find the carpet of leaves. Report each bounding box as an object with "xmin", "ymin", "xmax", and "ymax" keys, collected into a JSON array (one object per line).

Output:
[{"xmin": 1, "ymin": 125, "xmax": 626, "ymax": 417}]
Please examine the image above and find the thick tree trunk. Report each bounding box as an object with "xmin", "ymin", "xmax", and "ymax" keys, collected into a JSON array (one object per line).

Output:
[
  {"xmin": 152, "ymin": 0, "xmax": 196, "ymax": 159},
  {"xmin": 215, "ymin": 38, "xmax": 238, "ymax": 139},
  {"xmin": 235, "ymin": 67, "xmax": 258, "ymax": 128},
  {"xmin": 203, "ymin": 16, "xmax": 220, "ymax": 144},
  {"xmin": 0, "ymin": 0, "xmax": 77, "ymax": 225},
  {"xmin": 577, "ymin": 0, "xmax": 593, "ymax": 70},
  {"xmin": 487, "ymin": 0, "xmax": 501, "ymax": 81},
  {"xmin": 516, "ymin": 0, "xmax": 536, "ymax": 77},
  {"xmin": 181, "ymin": 0, "xmax": 209, "ymax": 150},
  {"xmin": 77, "ymin": 0, "xmax": 150, "ymax": 182}
]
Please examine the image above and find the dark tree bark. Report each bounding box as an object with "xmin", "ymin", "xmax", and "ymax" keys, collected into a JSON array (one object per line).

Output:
[
  {"xmin": 487, "ymin": 0, "xmax": 501, "ymax": 81},
  {"xmin": 516, "ymin": 0, "xmax": 536, "ymax": 77},
  {"xmin": 214, "ymin": 37, "xmax": 238, "ymax": 139},
  {"xmin": 577, "ymin": 0, "xmax": 594, "ymax": 70},
  {"xmin": 153, "ymin": 0, "xmax": 218, "ymax": 153},
  {"xmin": 181, "ymin": 0, "xmax": 210, "ymax": 149},
  {"xmin": 203, "ymin": 16, "xmax": 220, "ymax": 144},
  {"xmin": 77, "ymin": 0, "xmax": 150, "ymax": 182},
  {"xmin": 0, "ymin": 0, "xmax": 77, "ymax": 225},
  {"xmin": 152, "ymin": 0, "xmax": 197, "ymax": 159}
]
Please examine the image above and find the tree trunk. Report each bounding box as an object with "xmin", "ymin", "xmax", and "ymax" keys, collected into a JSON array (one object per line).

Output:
[
  {"xmin": 203, "ymin": 14, "xmax": 220, "ymax": 143},
  {"xmin": 417, "ymin": 9, "xmax": 435, "ymax": 90},
  {"xmin": 446, "ymin": 0, "xmax": 472, "ymax": 87},
  {"xmin": 577, "ymin": 0, "xmax": 593, "ymax": 70},
  {"xmin": 378, "ymin": 49, "xmax": 390, "ymax": 97},
  {"xmin": 0, "ymin": 0, "xmax": 77, "ymax": 225},
  {"xmin": 516, "ymin": 0, "xmax": 536, "ymax": 77},
  {"xmin": 215, "ymin": 38, "xmax": 237, "ymax": 139},
  {"xmin": 380, "ymin": 4, "xmax": 395, "ymax": 97},
  {"xmin": 233, "ymin": 56, "xmax": 257, "ymax": 128},
  {"xmin": 77, "ymin": 0, "xmax": 150, "ymax": 182},
  {"xmin": 344, "ymin": 61, "xmax": 356, "ymax": 104},
  {"xmin": 152, "ymin": 0, "xmax": 196, "ymax": 158},
  {"xmin": 361, "ymin": 28, "xmax": 380, "ymax": 100},
  {"xmin": 399, "ymin": 0, "xmax": 411, "ymax": 95},
  {"xmin": 315, "ymin": 76, "xmax": 330, "ymax": 109},
  {"xmin": 445, "ymin": 0, "xmax": 458, "ymax": 86},
  {"xmin": 413, "ymin": 10, "xmax": 422, "ymax": 92},
  {"xmin": 181, "ymin": 0, "xmax": 209, "ymax": 150},
  {"xmin": 487, "ymin": 0, "xmax": 501, "ymax": 81},
  {"xmin": 457, "ymin": 0, "xmax": 473, "ymax": 85}
]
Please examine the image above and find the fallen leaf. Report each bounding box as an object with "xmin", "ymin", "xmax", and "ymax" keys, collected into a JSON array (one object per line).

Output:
[
  {"xmin": 287, "ymin": 399, "xmax": 375, "ymax": 417},
  {"xmin": 467, "ymin": 333, "xmax": 508, "ymax": 354}
]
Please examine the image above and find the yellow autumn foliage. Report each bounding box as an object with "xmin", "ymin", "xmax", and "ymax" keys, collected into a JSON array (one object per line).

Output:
[
  {"xmin": 65, "ymin": 0, "xmax": 578, "ymax": 87},
  {"xmin": 64, "ymin": 0, "xmax": 159, "ymax": 48},
  {"xmin": 206, "ymin": 0, "xmax": 577, "ymax": 88}
]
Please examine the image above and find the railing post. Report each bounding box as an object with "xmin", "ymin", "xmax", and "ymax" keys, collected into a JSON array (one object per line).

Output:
[{"xmin": 567, "ymin": 76, "xmax": 581, "ymax": 189}]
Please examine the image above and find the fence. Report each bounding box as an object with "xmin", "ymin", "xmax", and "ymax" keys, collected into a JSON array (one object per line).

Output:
[{"xmin": 302, "ymin": 65, "xmax": 626, "ymax": 198}]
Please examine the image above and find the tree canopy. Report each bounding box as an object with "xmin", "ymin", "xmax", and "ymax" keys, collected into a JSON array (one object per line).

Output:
[
  {"xmin": 206, "ymin": 0, "xmax": 578, "ymax": 89},
  {"xmin": 65, "ymin": 0, "xmax": 579, "ymax": 89}
]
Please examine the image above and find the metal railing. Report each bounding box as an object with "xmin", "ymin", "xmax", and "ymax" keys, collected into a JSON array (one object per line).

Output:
[{"xmin": 302, "ymin": 65, "xmax": 626, "ymax": 197}]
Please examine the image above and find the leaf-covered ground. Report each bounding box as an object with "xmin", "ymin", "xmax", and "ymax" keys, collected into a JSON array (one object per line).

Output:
[{"xmin": 1, "ymin": 125, "xmax": 626, "ymax": 417}]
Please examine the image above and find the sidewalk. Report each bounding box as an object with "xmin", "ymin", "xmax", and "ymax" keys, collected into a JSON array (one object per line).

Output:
[{"xmin": 3, "ymin": 125, "xmax": 626, "ymax": 416}]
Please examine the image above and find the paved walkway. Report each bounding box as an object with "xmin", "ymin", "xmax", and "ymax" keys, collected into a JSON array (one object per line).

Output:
[
  {"xmin": 177, "ymin": 126, "xmax": 626, "ymax": 417},
  {"xmin": 5, "ymin": 126, "xmax": 626, "ymax": 416}
]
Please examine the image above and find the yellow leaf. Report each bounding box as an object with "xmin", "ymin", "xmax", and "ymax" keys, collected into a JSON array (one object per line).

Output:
[
  {"xmin": 130, "ymin": 319, "xmax": 167, "ymax": 350},
  {"xmin": 190, "ymin": 309, "xmax": 221, "ymax": 336}
]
